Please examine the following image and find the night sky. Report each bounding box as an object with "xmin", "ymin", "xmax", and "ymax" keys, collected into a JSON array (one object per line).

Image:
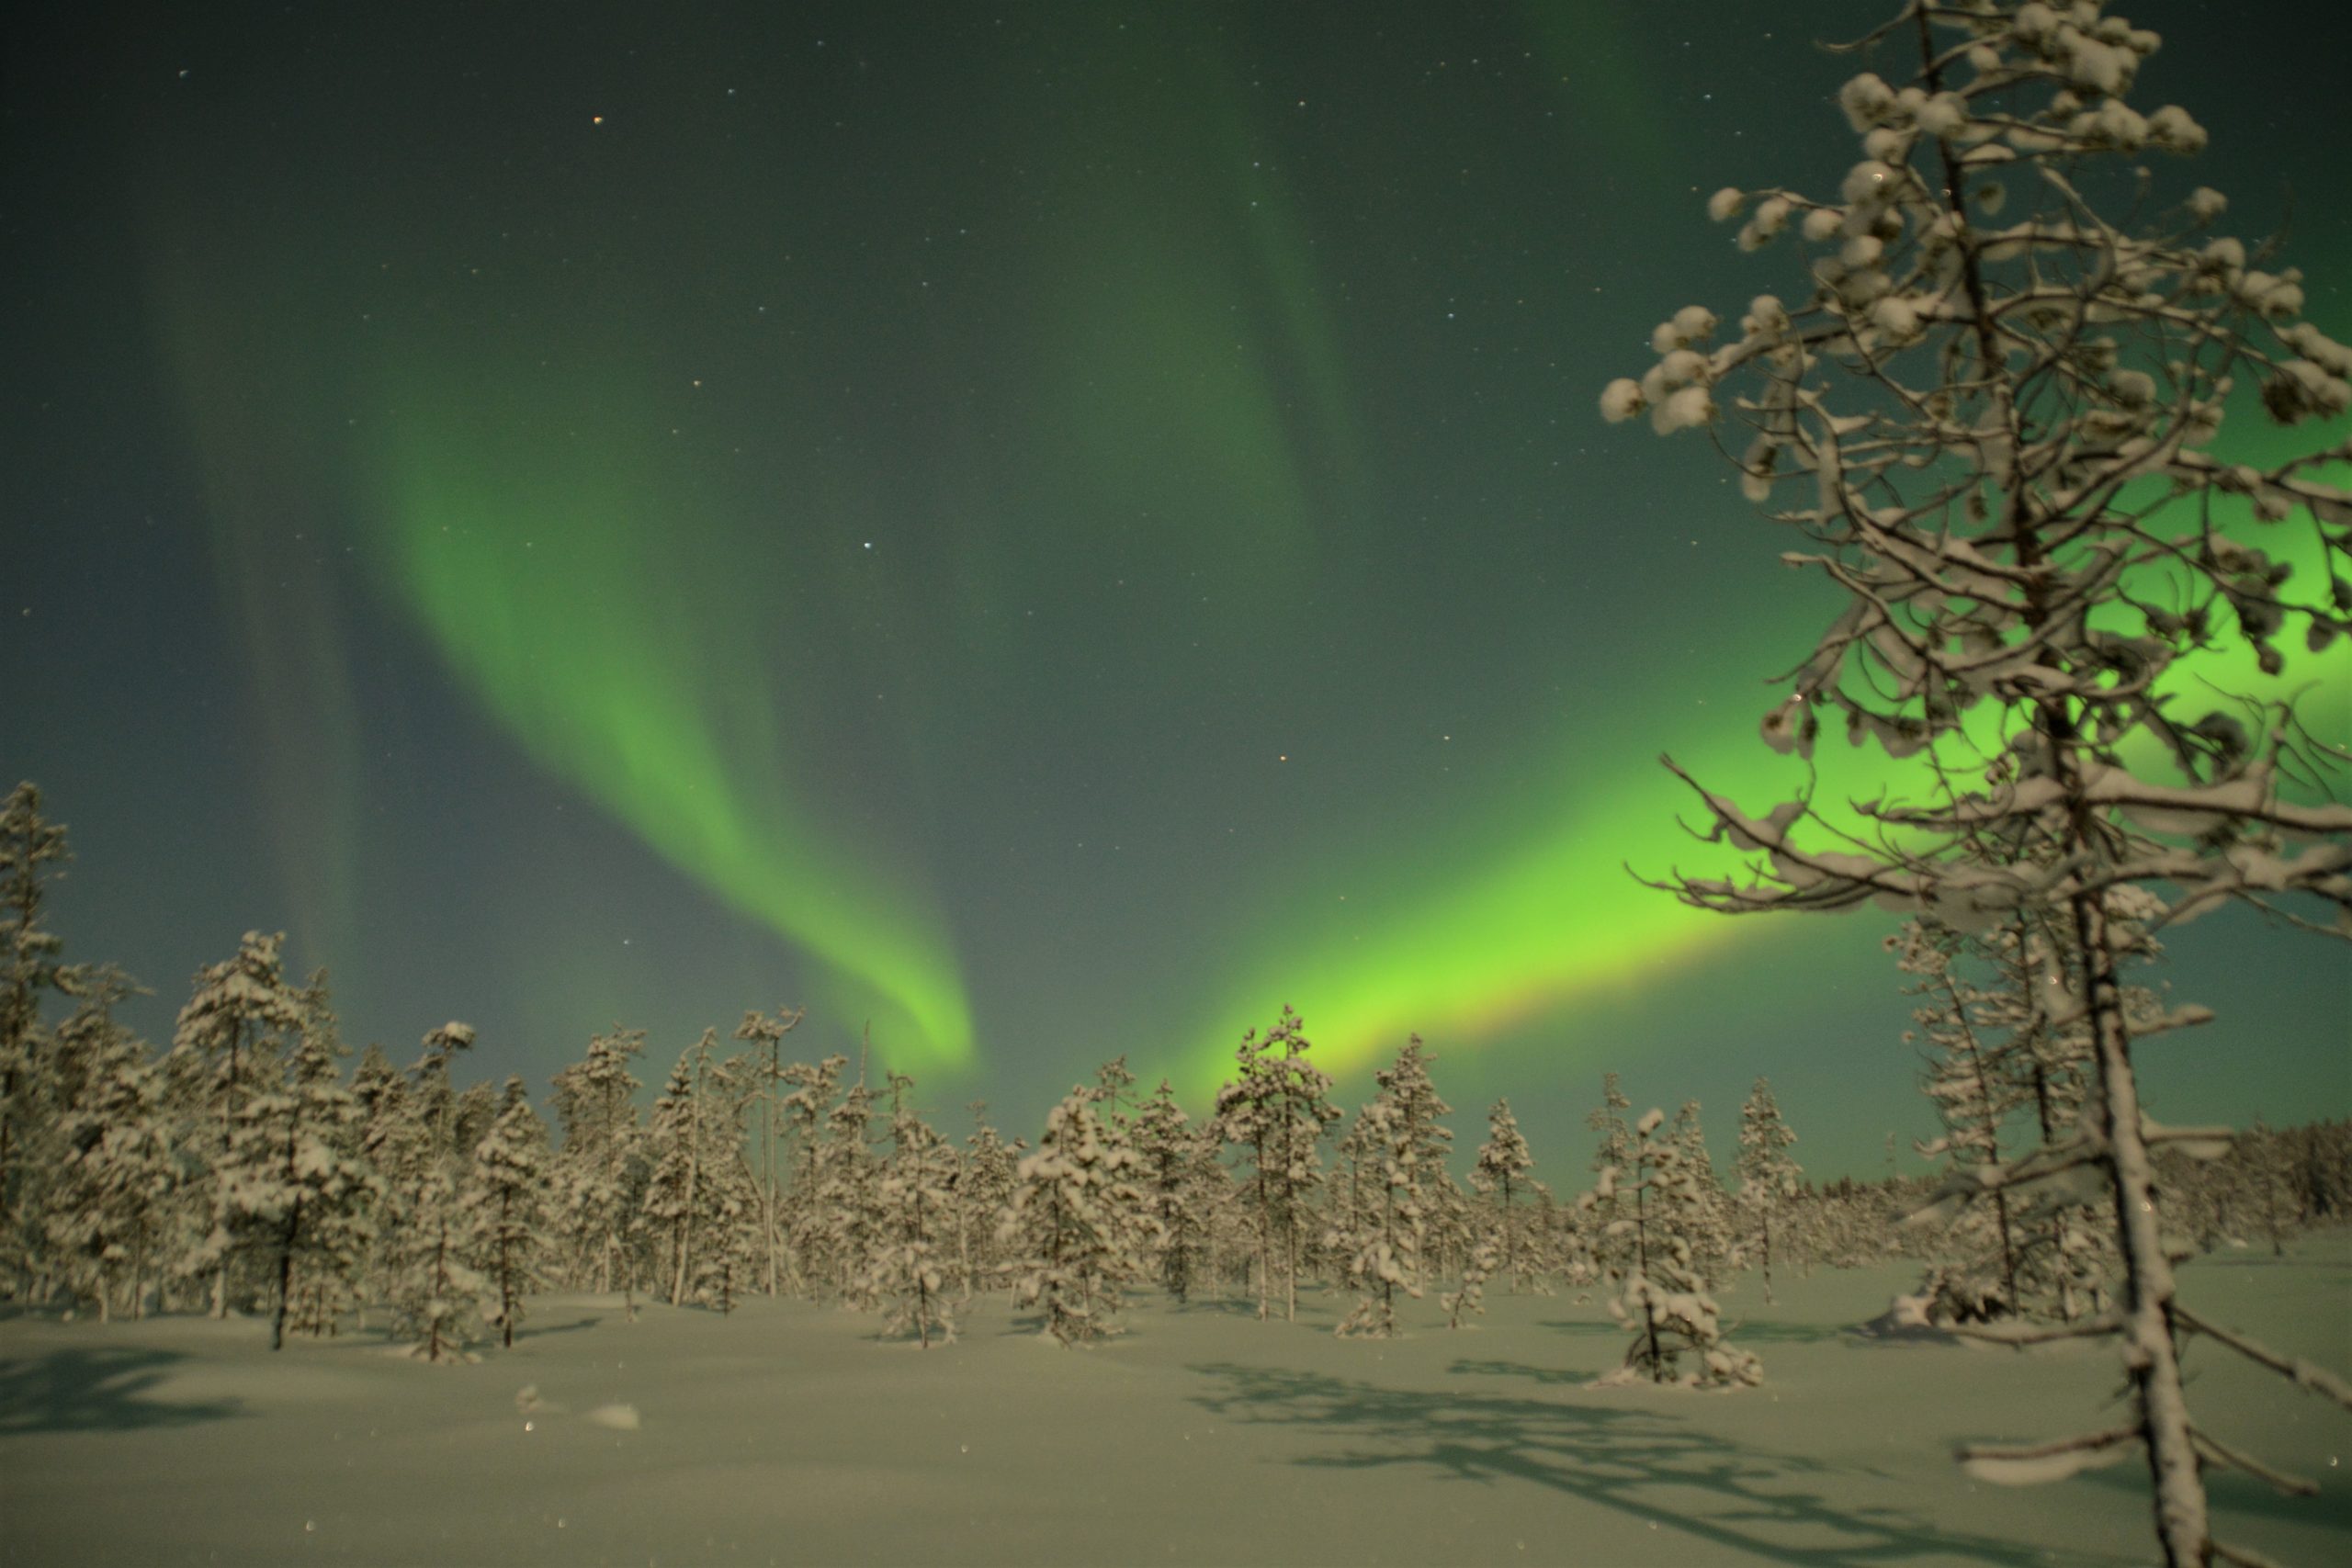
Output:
[{"xmin": 6, "ymin": 0, "xmax": 2347, "ymax": 1177}]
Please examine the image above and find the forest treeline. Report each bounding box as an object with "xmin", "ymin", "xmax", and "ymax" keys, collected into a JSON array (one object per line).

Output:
[{"xmin": 5, "ymin": 781, "xmax": 2344, "ymax": 1380}]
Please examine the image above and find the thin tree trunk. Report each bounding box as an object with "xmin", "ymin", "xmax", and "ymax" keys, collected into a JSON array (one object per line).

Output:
[
  {"xmin": 212, "ymin": 1020, "xmax": 243, "ymax": 1319},
  {"xmin": 272, "ymin": 1201, "xmax": 300, "ymax": 1351},
  {"xmin": 1635, "ymin": 1169, "xmax": 1661, "ymax": 1380},
  {"xmin": 500, "ymin": 1187, "xmax": 517, "ymax": 1348},
  {"xmin": 2076, "ymin": 889, "xmax": 2209, "ymax": 1565}
]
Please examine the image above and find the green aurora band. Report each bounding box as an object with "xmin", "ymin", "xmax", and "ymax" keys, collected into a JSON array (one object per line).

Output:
[
  {"xmin": 131, "ymin": 5, "xmax": 2344, "ymax": 1103},
  {"xmin": 1170, "ymin": 423, "xmax": 2351, "ymax": 1095},
  {"xmin": 366, "ymin": 370, "xmax": 977, "ymax": 1069}
]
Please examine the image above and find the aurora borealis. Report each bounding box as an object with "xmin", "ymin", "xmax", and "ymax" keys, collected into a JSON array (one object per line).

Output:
[{"xmin": 6, "ymin": 0, "xmax": 2347, "ymax": 1173}]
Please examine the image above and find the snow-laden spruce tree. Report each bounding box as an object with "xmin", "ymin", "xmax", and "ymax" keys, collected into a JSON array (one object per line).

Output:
[
  {"xmin": 865, "ymin": 1092, "xmax": 959, "ymax": 1346},
  {"xmin": 1944, "ymin": 908, "xmax": 2121, "ymax": 1315},
  {"xmin": 1091, "ymin": 1054, "xmax": 1137, "ymax": 1127},
  {"xmin": 1130, "ymin": 1078, "xmax": 1209, "ymax": 1302},
  {"xmin": 1213, "ymin": 1006, "xmax": 1340, "ymax": 1322},
  {"xmin": 775, "ymin": 1054, "xmax": 845, "ymax": 1294},
  {"xmin": 1441, "ymin": 1231, "xmax": 1498, "ymax": 1328},
  {"xmin": 174, "ymin": 931, "xmax": 308, "ymax": 1318},
  {"xmin": 548, "ymin": 1026, "xmax": 646, "ymax": 1297},
  {"xmin": 470, "ymin": 1077, "xmax": 546, "ymax": 1348},
  {"xmin": 392, "ymin": 1160, "xmax": 483, "ymax": 1361},
  {"xmin": 819, "ymin": 1078, "xmax": 883, "ymax": 1307},
  {"xmin": 1340, "ymin": 1035, "xmax": 1456, "ymax": 1335},
  {"xmin": 956, "ymin": 1102, "xmax": 1019, "ymax": 1301},
  {"xmin": 222, "ymin": 1014, "xmax": 378, "ymax": 1349},
  {"xmin": 1385, "ymin": 1039, "xmax": 1455, "ymax": 1235},
  {"xmin": 731, "ymin": 1004, "xmax": 804, "ymax": 1296},
  {"xmin": 643, "ymin": 1032, "xmax": 715, "ymax": 1307},
  {"xmin": 1584, "ymin": 1074, "xmax": 1636, "ymax": 1281},
  {"xmin": 1002, "ymin": 1086, "xmax": 1159, "ymax": 1345},
  {"xmin": 348, "ymin": 1043, "xmax": 418, "ymax": 1320},
  {"xmin": 1602, "ymin": 3, "xmax": 2351, "ymax": 1556},
  {"xmin": 410, "ymin": 1020, "xmax": 476, "ymax": 1161},
  {"xmin": 1735, "ymin": 1077, "xmax": 1804, "ymax": 1304},
  {"xmin": 1470, "ymin": 1098, "xmax": 1541, "ymax": 1293},
  {"xmin": 1586, "ymin": 1108, "xmax": 1762, "ymax": 1389},
  {"xmin": 383, "ymin": 1038, "xmax": 485, "ymax": 1361},
  {"xmin": 45, "ymin": 968, "xmax": 172, "ymax": 1320},
  {"xmin": 1330, "ymin": 1098, "xmax": 1420, "ymax": 1338},
  {"xmin": 2233, "ymin": 1115, "xmax": 2294, "ymax": 1258},
  {"xmin": 1668, "ymin": 1100, "xmax": 1736, "ymax": 1282},
  {"xmin": 1895, "ymin": 917, "xmax": 2031, "ymax": 1316},
  {"xmin": 0, "ymin": 783, "xmax": 73, "ymax": 1295},
  {"xmin": 706, "ymin": 1164, "xmax": 763, "ymax": 1314}
]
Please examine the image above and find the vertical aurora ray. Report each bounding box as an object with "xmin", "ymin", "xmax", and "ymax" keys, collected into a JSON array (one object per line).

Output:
[
  {"xmin": 365, "ymin": 362, "xmax": 975, "ymax": 1069},
  {"xmin": 1004, "ymin": 6, "xmax": 1366, "ymax": 638},
  {"xmin": 142, "ymin": 240, "xmax": 371, "ymax": 974}
]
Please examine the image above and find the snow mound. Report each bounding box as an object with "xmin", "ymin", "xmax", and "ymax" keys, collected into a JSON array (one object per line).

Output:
[{"xmin": 1849, "ymin": 1293, "xmax": 1961, "ymax": 1344}]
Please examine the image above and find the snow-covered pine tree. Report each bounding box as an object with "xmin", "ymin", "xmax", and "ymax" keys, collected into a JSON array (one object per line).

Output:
[
  {"xmin": 1585, "ymin": 1073, "xmax": 1636, "ymax": 1280},
  {"xmin": 957, "ymin": 1102, "xmax": 1018, "ymax": 1301},
  {"xmin": 1442, "ymin": 1234, "xmax": 1498, "ymax": 1329},
  {"xmin": 1213, "ymin": 1006, "xmax": 1339, "ymax": 1321},
  {"xmin": 1331, "ymin": 1097, "xmax": 1420, "ymax": 1338},
  {"xmin": 1668, "ymin": 1100, "xmax": 1734, "ymax": 1283},
  {"xmin": 1385, "ymin": 1038, "xmax": 1453, "ymax": 1244},
  {"xmin": 141, "ymin": 1041, "xmax": 215, "ymax": 1312},
  {"xmin": 1589, "ymin": 1108, "xmax": 1761, "ymax": 1389},
  {"xmin": 1602, "ymin": 3, "xmax": 2352, "ymax": 1551},
  {"xmin": 775, "ymin": 1053, "xmax": 846, "ymax": 1294},
  {"xmin": 1333, "ymin": 1035, "xmax": 1453, "ymax": 1336},
  {"xmin": 1735, "ymin": 1077, "xmax": 1803, "ymax": 1304},
  {"xmin": 470, "ymin": 1077, "xmax": 546, "ymax": 1348},
  {"xmin": 819, "ymin": 1079, "xmax": 882, "ymax": 1306},
  {"xmin": 2236, "ymin": 1116, "xmax": 2295, "ymax": 1258},
  {"xmin": 224, "ymin": 1012, "xmax": 378, "ymax": 1349},
  {"xmin": 349, "ymin": 1044, "xmax": 413, "ymax": 1318},
  {"xmin": 1091, "ymin": 1054, "xmax": 1137, "ymax": 1128},
  {"xmin": 548, "ymin": 1026, "xmax": 647, "ymax": 1299},
  {"xmin": 1470, "ymin": 1098, "xmax": 1539, "ymax": 1293},
  {"xmin": 1130, "ymin": 1078, "xmax": 1206, "ymax": 1302},
  {"xmin": 866, "ymin": 1089, "xmax": 959, "ymax": 1346},
  {"xmin": 449, "ymin": 1080, "xmax": 499, "ymax": 1169},
  {"xmin": 44, "ymin": 969, "xmax": 172, "ymax": 1321},
  {"xmin": 392, "ymin": 1157, "xmax": 483, "ymax": 1362},
  {"xmin": 282, "ymin": 973, "xmax": 379, "ymax": 1338},
  {"xmin": 1959, "ymin": 908, "xmax": 2116, "ymax": 1319},
  {"xmin": 1002, "ymin": 1086, "xmax": 1159, "ymax": 1345},
  {"xmin": 730, "ymin": 1003, "xmax": 805, "ymax": 1296},
  {"xmin": 0, "ymin": 783, "xmax": 73, "ymax": 1295},
  {"xmin": 175, "ymin": 931, "xmax": 308, "ymax": 1318},
  {"xmin": 410, "ymin": 1021, "xmax": 476, "ymax": 1164},
  {"xmin": 691, "ymin": 1153, "xmax": 761, "ymax": 1314},
  {"xmin": 642, "ymin": 1032, "xmax": 715, "ymax": 1307},
  {"xmin": 1895, "ymin": 917, "xmax": 2034, "ymax": 1320}
]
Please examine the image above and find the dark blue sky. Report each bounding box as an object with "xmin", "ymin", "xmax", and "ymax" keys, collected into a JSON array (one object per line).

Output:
[{"xmin": 6, "ymin": 0, "xmax": 2346, "ymax": 1175}]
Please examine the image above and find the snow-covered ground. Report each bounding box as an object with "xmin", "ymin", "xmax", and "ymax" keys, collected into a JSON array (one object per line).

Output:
[{"xmin": 4, "ymin": 1233, "xmax": 2346, "ymax": 1566}]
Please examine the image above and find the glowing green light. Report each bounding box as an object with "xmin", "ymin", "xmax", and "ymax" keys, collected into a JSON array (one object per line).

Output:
[{"xmin": 368, "ymin": 371, "xmax": 974, "ymax": 1069}]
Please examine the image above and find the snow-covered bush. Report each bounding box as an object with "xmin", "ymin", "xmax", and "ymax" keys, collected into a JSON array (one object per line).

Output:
[
  {"xmin": 1586, "ymin": 1108, "xmax": 1760, "ymax": 1389},
  {"xmin": 1002, "ymin": 1087, "xmax": 1159, "ymax": 1345}
]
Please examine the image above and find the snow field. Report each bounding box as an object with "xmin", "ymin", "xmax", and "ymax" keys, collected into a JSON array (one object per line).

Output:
[{"xmin": 3, "ymin": 1232, "xmax": 2346, "ymax": 1566}]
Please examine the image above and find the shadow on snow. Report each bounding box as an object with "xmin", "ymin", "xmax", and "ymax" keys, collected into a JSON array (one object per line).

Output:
[
  {"xmin": 0, "ymin": 1347, "xmax": 243, "ymax": 1436},
  {"xmin": 1183, "ymin": 1359, "xmax": 2057, "ymax": 1567}
]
